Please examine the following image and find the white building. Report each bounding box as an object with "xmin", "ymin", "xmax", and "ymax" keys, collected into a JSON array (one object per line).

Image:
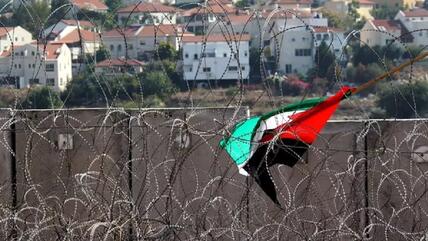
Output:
[
  {"xmin": 122, "ymin": 0, "xmax": 177, "ymax": 5},
  {"xmin": 117, "ymin": 3, "xmax": 178, "ymax": 25},
  {"xmin": 43, "ymin": 19, "xmax": 97, "ymax": 40},
  {"xmin": 313, "ymin": 26, "xmax": 346, "ymax": 58},
  {"xmin": 267, "ymin": 0, "xmax": 313, "ymax": 12},
  {"xmin": 180, "ymin": 2, "xmax": 238, "ymax": 34},
  {"xmin": 182, "ymin": 34, "xmax": 251, "ymax": 83},
  {"xmin": 0, "ymin": 43, "xmax": 72, "ymax": 91},
  {"xmin": 360, "ymin": 19, "xmax": 402, "ymax": 47},
  {"xmin": 394, "ymin": 8, "xmax": 428, "ymax": 46},
  {"xmin": 360, "ymin": 8, "xmax": 428, "ymax": 48},
  {"xmin": 50, "ymin": 27, "xmax": 101, "ymax": 75},
  {"xmin": 266, "ymin": 10, "xmax": 338, "ymax": 75},
  {"xmin": 0, "ymin": 26, "xmax": 33, "ymax": 53},
  {"xmin": 103, "ymin": 24, "xmax": 192, "ymax": 60},
  {"xmin": 69, "ymin": 0, "xmax": 108, "ymax": 13}
]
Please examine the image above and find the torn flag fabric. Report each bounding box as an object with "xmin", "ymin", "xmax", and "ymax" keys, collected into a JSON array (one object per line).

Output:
[{"xmin": 219, "ymin": 86, "xmax": 354, "ymax": 204}]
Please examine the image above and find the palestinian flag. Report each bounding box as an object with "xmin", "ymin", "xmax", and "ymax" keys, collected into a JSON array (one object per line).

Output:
[{"xmin": 219, "ymin": 86, "xmax": 355, "ymax": 205}]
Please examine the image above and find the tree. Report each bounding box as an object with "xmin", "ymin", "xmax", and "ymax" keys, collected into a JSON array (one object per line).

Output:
[
  {"xmin": 371, "ymin": 6, "xmax": 401, "ymax": 20},
  {"xmin": 50, "ymin": 0, "xmax": 71, "ymax": 24},
  {"xmin": 105, "ymin": 0, "xmax": 123, "ymax": 12},
  {"xmin": 377, "ymin": 81, "xmax": 428, "ymax": 118},
  {"xmin": 249, "ymin": 47, "xmax": 262, "ymax": 83},
  {"xmin": 11, "ymin": 1, "xmax": 51, "ymax": 36},
  {"xmin": 155, "ymin": 42, "xmax": 177, "ymax": 61},
  {"xmin": 314, "ymin": 41, "xmax": 336, "ymax": 79},
  {"xmin": 235, "ymin": 0, "xmax": 250, "ymax": 8},
  {"xmin": 21, "ymin": 86, "xmax": 63, "ymax": 109},
  {"xmin": 141, "ymin": 71, "xmax": 175, "ymax": 99},
  {"xmin": 95, "ymin": 46, "xmax": 111, "ymax": 63}
]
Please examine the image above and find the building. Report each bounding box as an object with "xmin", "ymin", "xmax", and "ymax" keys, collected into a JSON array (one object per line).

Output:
[
  {"xmin": 103, "ymin": 24, "xmax": 192, "ymax": 60},
  {"xmin": 180, "ymin": 2, "xmax": 238, "ymax": 34},
  {"xmin": 394, "ymin": 8, "xmax": 428, "ymax": 46},
  {"xmin": 360, "ymin": 19, "xmax": 402, "ymax": 47},
  {"xmin": 360, "ymin": 8, "xmax": 428, "ymax": 48},
  {"xmin": 95, "ymin": 57, "xmax": 145, "ymax": 77},
  {"xmin": 313, "ymin": 26, "xmax": 346, "ymax": 58},
  {"xmin": 0, "ymin": 26, "xmax": 33, "ymax": 53},
  {"xmin": 181, "ymin": 34, "xmax": 251, "ymax": 83},
  {"xmin": 50, "ymin": 27, "xmax": 101, "ymax": 75},
  {"xmin": 69, "ymin": 0, "xmax": 108, "ymax": 13},
  {"xmin": 117, "ymin": 3, "xmax": 179, "ymax": 25},
  {"xmin": 0, "ymin": 43, "xmax": 72, "ymax": 91},
  {"xmin": 43, "ymin": 19, "xmax": 97, "ymax": 40},
  {"xmin": 267, "ymin": 0, "xmax": 313, "ymax": 11}
]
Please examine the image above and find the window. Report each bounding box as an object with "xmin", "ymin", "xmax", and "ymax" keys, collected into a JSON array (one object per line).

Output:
[
  {"xmin": 285, "ymin": 64, "xmax": 292, "ymax": 74},
  {"xmin": 223, "ymin": 53, "xmax": 227, "ymax": 57},
  {"xmin": 228, "ymin": 66, "xmax": 238, "ymax": 71},
  {"xmin": 316, "ymin": 34, "xmax": 322, "ymax": 41},
  {"xmin": 241, "ymin": 66, "xmax": 245, "ymax": 71},
  {"xmin": 203, "ymin": 67, "xmax": 211, "ymax": 72},
  {"xmin": 28, "ymin": 64, "xmax": 31, "ymax": 68},
  {"xmin": 263, "ymin": 40, "xmax": 270, "ymax": 46},
  {"xmin": 185, "ymin": 53, "xmax": 189, "ymax": 58},
  {"xmin": 291, "ymin": 38, "xmax": 295, "ymax": 42},
  {"xmin": 129, "ymin": 44, "xmax": 133, "ymax": 50},
  {"xmin": 20, "ymin": 51, "xmax": 24, "ymax": 56},
  {"xmin": 140, "ymin": 40, "xmax": 146, "ymax": 45},
  {"xmin": 29, "ymin": 78, "xmax": 39, "ymax": 85},
  {"xmin": 323, "ymin": 34, "xmax": 329, "ymax": 40},
  {"xmin": 32, "ymin": 64, "xmax": 35, "ymax": 68},
  {"xmin": 14, "ymin": 37, "xmax": 17, "ymax": 41},
  {"xmin": 14, "ymin": 64, "xmax": 17, "ymax": 69},
  {"xmin": 60, "ymin": 78, "xmax": 63, "ymax": 86},
  {"xmin": 18, "ymin": 64, "xmax": 21, "ymax": 69},
  {"xmin": 110, "ymin": 45, "xmax": 114, "ymax": 51},
  {"xmin": 46, "ymin": 78, "xmax": 55, "ymax": 86},
  {"xmin": 244, "ymin": 51, "xmax": 248, "ymax": 57},
  {"xmin": 194, "ymin": 54, "xmax": 198, "ymax": 59},
  {"xmin": 295, "ymin": 49, "xmax": 311, "ymax": 56},
  {"xmin": 46, "ymin": 64, "xmax": 54, "ymax": 72},
  {"xmin": 31, "ymin": 51, "xmax": 35, "ymax": 56},
  {"xmin": 118, "ymin": 44, "xmax": 122, "ymax": 52}
]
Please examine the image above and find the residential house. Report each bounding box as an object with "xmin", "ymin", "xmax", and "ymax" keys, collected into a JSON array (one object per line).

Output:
[
  {"xmin": 69, "ymin": 0, "xmax": 108, "ymax": 13},
  {"xmin": 180, "ymin": 1, "xmax": 238, "ymax": 34},
  {"xmin": 394, "ymin": 8, "xmax": 428, "ymax": 46},
  {"xmin": 117, "ymin": 3, "xmax": 178, "ymax": 25},
  {"xmin": 103, "ymin": 24, "xmax": 192, "ymax": 60},
  {"xmin": 360, "ymin": 19, "xmax": 402, "ymax": 46},
  {"xmin": 43, "ymin": 19, "xmax": 97, "ymax": 40},
  {"xmin": 95, "ymin": 57, "xmax": 145, "ymax": 77},
  {"xmin": 0, "ymin": 26, "xmax": 33, "ymax": 54},
  {"xmin": 0, "ymin": 43, "xmax": 72, "ymax": 91},
  {"xmin": 175, "ymin": 0, "xmax": 235, "ymax": 7},
  {"xmin": 123, "ymin": 0, "xmax": 177, "ymax": 5},
  {"xmin": 267, "ymin": 11, "xmax": 340, "ymax": 75},
  {"xmin": 181, "ymin": 34, "xmax": 251, "ymax": 83},
  {"xmin": 50, "ymin": 27, "xmax": 101, "ymax": 74},
  {"xmin": 267, "ymin": 0, "xmax": 313, "ymax": 12}
]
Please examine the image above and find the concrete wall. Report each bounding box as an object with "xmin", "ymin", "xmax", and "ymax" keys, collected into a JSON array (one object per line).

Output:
[{"xmin": 1, "ymin": 108, "xmax": 428, "ymax": 240}]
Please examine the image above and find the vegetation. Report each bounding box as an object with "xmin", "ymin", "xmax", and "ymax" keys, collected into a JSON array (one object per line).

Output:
[
  {"xmin": 21, "ymin": 86, "xmax": 63, "ymax": 109},
  {"xmin": 371, "ymin": 6, "xmax": 401, "ymax": 20},
  {"xmin": 376, "ymin": 81, "xmax": 428, "ymax": 118}
]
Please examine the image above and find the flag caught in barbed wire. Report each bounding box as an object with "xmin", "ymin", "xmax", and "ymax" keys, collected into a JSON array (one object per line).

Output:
[{"xmin": 220, "ymin": 86, "xmax": 355, "ymax": 205}]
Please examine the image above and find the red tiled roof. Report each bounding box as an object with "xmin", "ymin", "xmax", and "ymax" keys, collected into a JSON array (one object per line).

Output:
[
  {"xmin": 371, "ymin": 19, "xmax": 401, "ymax": 31},
  {"xmin": 182, "ymin": 34, "xmax": 251, "ymax": 43},
  {"xmin": 225, "ymin": 14, "xmax": 252, "ymax": 24},
  {"xmin": 313, "ymin": 26, "xmax": 344, "ymax": 33},
  {"xmin": 358, "ymin": 0, "xmax": 375, "ymax": 5},
  {"xmin": 259, "ymin": 9, "xmax": 312, "ymax": 19},
  {"xmin": 138, "ymin": 24, "xmax": 185, "ymax": 37},
  {"xmin": 96, "ymin": 57, "xmax": 145, "ymax": 67},
  {"xmin": 274, "ymin": 0, "xmax": 312, "ymax": 4},
  {"xmin": 103, "ymin": 25, "xmax": 142, "ymax": 38},
  {"xmin": 70, "ymin": 0, "xmax": 108, "ymax": 11},
  {"xmin": 53, "ymin": 29, "xmax": 100, "ymax": 43},
  {"xmin": 0, "ymin": 27, "xmax": 17, "ymax": 37},
  {"xmin": 117, "ymin": 3, "xmax": 177, "ymax": 13},
  {"xmin": 182, "ymin": 3, "xmax": 237, "ymax": 16},
  {"xmin": 61, "ymin": 19, "xmax": 95, "ymax": 28},
  {"xmin": 31, "ymin": 43, "xmax": 64, "ymax": 60},
  {"xmin": 402, "ymin": 8, "xmax": 428, "ymax": 18}
]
